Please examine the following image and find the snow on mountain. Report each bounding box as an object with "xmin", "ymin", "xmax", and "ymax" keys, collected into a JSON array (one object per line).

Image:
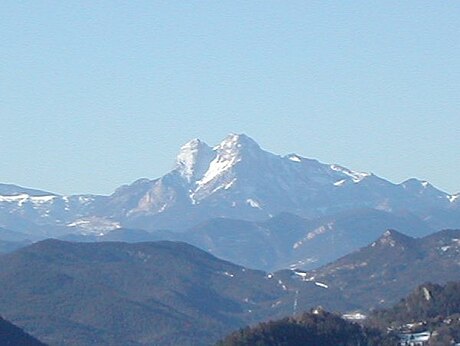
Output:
[
  {"xmin": 0, "ymin": 194, "xmax": 57, "ymax": 206},
  {"xmin": 449, "ymin": 193, "xmax": 459, "ymax": 204},
  {"xmin": 0, "ymin": 133, "xmax": 457, "ymax": 234},
  {"xmin": 0, "ymin": 188, "xmax": 107, "ymax": 237},
  {"xmin": 401, "ymin": 178, "xmax": 447, "ymax": 199},
  {"xmin": 184, "ymin": 133, "xmax": 378, "ymax": 214},
  {"xmin": 67, "ymin": 216, "xmax": 121, "ymax": 235},
  {"xmin": 330, "ymin": 165, "xmax": 371, "ymax": 183},
  {"xmin": 109, "ymin": 133, "xmax": 394, "ymax": 229},
  {"xmin": 175, "ymin": 138, "xmax": 215, "ymax": 184},
  {"xmin": 89, "ymin": 133, "xmax": 456, "ymax": 233}
]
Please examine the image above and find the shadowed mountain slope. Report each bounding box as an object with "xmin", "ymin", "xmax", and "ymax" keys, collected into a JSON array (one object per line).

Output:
[
  {"xmin": 0, "ymin": 239, "xmax": 287, "ymax": 346},
  {"xmin": 272, "ymin": 229, "xmax": 460, "ymax": 313}
]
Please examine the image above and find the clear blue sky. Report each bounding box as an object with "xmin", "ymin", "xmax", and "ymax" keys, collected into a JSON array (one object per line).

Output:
[{"xmin": 1, "ymin": 1, "xmax": 459, "ymax": 195}]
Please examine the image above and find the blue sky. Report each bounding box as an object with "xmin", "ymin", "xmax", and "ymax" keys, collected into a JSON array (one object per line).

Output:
[{"xmin": 1, "ymin": 1, "xmax": 459, "ymax": 195}]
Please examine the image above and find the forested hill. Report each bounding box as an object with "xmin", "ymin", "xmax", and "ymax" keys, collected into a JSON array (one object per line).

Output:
[
  {"xmin": 216, "ymin": 309, "xmax": 397, "ymax": 346},
  {"xmin": 370, "ymin": 281, "xmax": 460, "ymax": 325},
  {"xmin": 368, "ymin": 282, "xmax": 460, "ymax": 345}
]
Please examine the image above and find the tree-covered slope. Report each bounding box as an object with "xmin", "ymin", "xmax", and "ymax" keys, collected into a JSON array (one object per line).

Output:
[
  {"xmin": 0, "ymin": 239, "xmax": 286, "ymax": 345},
  {"xmin": 217, "ymin": 309, "xmax": 397, "ymax": 346}
]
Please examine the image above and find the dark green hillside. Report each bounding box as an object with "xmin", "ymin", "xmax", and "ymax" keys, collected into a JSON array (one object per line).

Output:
[
  {"xmin": 366, "ymin": 282, "xmax": 460, "ymax": 345},
  {"xmin": 371, "ymin": 282, "xmax": 460, "ymax": 325},
  {"xmin": 217, "ymin": 309, "xmax": 397, "ymax": 346},
  {"xmin": 0, "ymin": 239, "xmax": 287, "ymax": 346},
  {"xmin": 2, "ymin": 228, "xmax": 460, "ymax": 345}
]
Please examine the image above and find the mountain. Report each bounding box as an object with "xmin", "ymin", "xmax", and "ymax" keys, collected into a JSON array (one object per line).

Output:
[
  {"xmin": 265, "ymin": 208, "xmax": 433, "ymax": 270},
  {"xmin": 0, "ymin": 239, "xmax": 32, "ymax": 254},
  {"xmin": 0, "ymin": 226, "xmax": 34, "ymax": 242},
  {"xmin": 368, "ymin": 282, "xmax": 460, "ymax": 345},
  {"xmin": 52, "ymin": 208, "xmax": 434, "ymax": 272},
  {"xmin": 220, "ymin": 282, "xmax": 460, "ymax": 346},
  {"xmin": 0, "ymin": 134, "xmax": 458, "ymax": 238},
  {"xmin": 271, "ymin": 229, "xmax": 460, "ymax": 313},
  {"xmin": 0, "ymin": 315, "xmax": 46, "ymax": 345},
  {"xmin": 370, "ymin": 281, "xmax": 460, "ymax": 326},
  {"xmin": 0, "ymin": 189, "xmax": 109, "ymax": 237},
  {"xmin": 217, "ymin": 309, "xmax": 397, "ymax": 346},
  {"xmin": 0, "ymin": 239, "xmax": 289, "ymax": 346},
  {"xmin": 0, "ymin": 183, "xmax": 53, "ymax": 196},
  {"xmin": 180, "ymin": 209, "xmax": 434, "ymax": 271},
  {"xmin": 102, "ymin": 133, "xmax": 458, "ymax": 231},
  {"xmin": 1, "ymin": 231, "xmax": 460, "ymax": 345},
  {"xmin": 0, "ymin": 227, "xmax": 35, "ymax": 253}
]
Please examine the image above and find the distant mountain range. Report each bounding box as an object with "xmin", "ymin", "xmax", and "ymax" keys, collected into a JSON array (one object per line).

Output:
[
  {"xmin": 1, "ymin": 228, "xmax": 459, "ymax": 345},
  {"xmin": 1, "ymin": 134, "xmax": 459, "ymax": 234},
  {"xmin": 274, "ymin": 228, "xmax": 460, "ymax": 312},
  {"xmin": 0, "ymin": 133, "xmax": 459, "ymax": 272},
  {"xmin": 39, "ymin": 208, "xmax": 436, "ymax": 272}
]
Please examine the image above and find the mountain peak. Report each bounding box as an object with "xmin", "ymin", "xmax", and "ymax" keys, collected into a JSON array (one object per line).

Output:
[
  {"xmin": 173, "ymin": 133, "xmax": 266, "ymax": 191},
  {"xmin": 215, "ymin": 133, "xmax": 261, "ymax": 153},
  {"xmin": 375, "ymin": 229, "xmax": 414, "ymax": 248},
  {"xmin": 181, "ymin": 137, "xmax": 204, "ymax": 148},
  {"xmin": 175, "ymin": 138, "xmax": 214, "ymax": 183},
  {"xmin": 0, "ymin": 183, "xmax": 55, "ymax": 197},
  {"xmin": 401, "ymin": 178, "xmax": 432, "ymax": 189}
]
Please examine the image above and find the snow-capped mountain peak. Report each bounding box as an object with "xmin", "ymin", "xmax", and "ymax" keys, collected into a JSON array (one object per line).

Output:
[
  {"xmin": 213, "ymin": 133, "xmax": 262, "ymax": 158},
  {"xmin": 216, "ymin": 133, "xmax": 260, "ymax": 149},
  {"xmin": 175, "ymin": 138, "xmax": 215, "ymax": 183},
  {"xmin": 1, "ymin": 133, "xmax": 456, "ymax": 234},
  {"xmin": 192, "ymin": 134, "xmax": 267, "ymax": 186},
  {"xmin": 174, "ymin": 134, "xmax": 263, "ymax": 185}
]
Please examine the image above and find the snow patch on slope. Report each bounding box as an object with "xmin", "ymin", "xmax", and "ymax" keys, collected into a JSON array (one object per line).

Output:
[
  {"xmin": 196, "ymin": 154, "xmax": 238, "ymax": 186},
  {"xmin": 330, "ymin": 165, "xmax": 370, "ymax": 183},
  {"xmin": 293, "ymin": 222, "xmax": 335, "ymax": 249},
  {"xmin": 67, "ymin": 217, "xmax": 121, "ymax": 235},
  {"xmin": 0, "ymin": 194, "xmax": 58, "ymax": 207},
  {"xmin": 246, "ymin": 198, "xmax": 262, "ymax": 209},
  {"xmin": 315, "ymin": 281, "xmax": 329, "ymax": 289},
  {"xmin": 288, "ymin": 155, "xmax": 302, "ymax": 162},
  {"xmin": 448, "ymin": 194, "xmax": 459, "ymax": 203},
  {"xmin": 334, "ymin": 179, "xmax": 346, "ymax": 186}
]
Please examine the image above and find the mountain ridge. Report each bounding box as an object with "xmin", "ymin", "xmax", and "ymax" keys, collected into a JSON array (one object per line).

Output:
[
  {"xmin": 273, "ymin": 228, "xmax": 460, "ymax": 313},
  {"xmin": 0, "ymin": 238, "xmax": 287, "ymax": 345},
  {"xmin": 2, "ymin": 228, "xmax": 460, "ymax": 345},
  {"xmin": 0, "ymin": 133, "xmax": 458, "ymax": 238}
]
